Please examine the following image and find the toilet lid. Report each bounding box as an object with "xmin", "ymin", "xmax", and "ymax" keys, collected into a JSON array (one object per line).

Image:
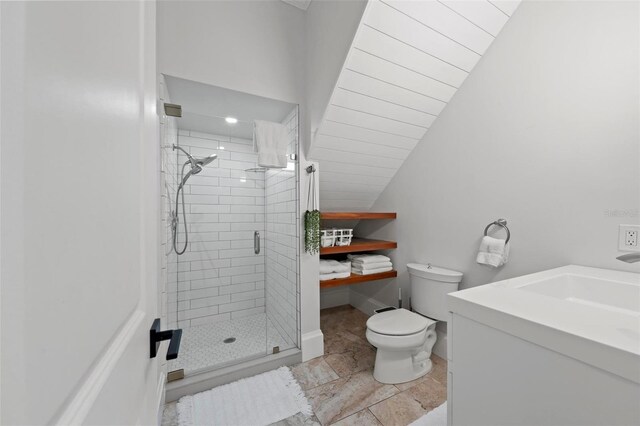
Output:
[{"xmin": 366, "ymin": 308, "xmax": 432, "ymax": 336}]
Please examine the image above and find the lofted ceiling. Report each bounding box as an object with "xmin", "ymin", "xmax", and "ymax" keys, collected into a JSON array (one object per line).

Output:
[{"xmin": 310, "ymin": 0, "xmax": 521, "ymax": 211}]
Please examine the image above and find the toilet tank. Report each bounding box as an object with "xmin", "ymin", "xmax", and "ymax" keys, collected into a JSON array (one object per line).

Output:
[{"xmin": 408, "ymin": 263, "xmax": 463, "ymax": 321}]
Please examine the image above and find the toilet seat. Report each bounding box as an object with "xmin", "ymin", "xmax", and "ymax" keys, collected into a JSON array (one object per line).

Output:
[
  {"xmin": 366, "ymin": 308, "xmax": 433, "ymax": 336},
  {"xmin": 366, "ymin": 308, "xmax": 438, "ymax": 384},
  {"xmin": 365, "ymin": 262, "xmax": 461, "ymax": 384}
]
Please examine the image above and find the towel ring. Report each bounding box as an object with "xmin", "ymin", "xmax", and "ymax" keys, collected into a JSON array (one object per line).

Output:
[{"xmin": 484, "ymin": 219, "xmax": 510, "ymax": 244}]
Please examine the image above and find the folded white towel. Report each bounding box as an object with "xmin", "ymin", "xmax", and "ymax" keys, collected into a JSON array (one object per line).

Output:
[
  {"xmin": 351, "ymin": 261, "xmax": 393, "ymax": 271},
  {"xmin": 351, "ymin": 266, "xmax": 393, "ymax": 275},
  {"xmin": 319, "ymin": 259, "xmax": 351, "ymax": 274},
  {"xmin": 254, "ymin": 120, "xmax": 289, "ymax": 168},
  {"xmin": 347, "ymin": 254, "xmax": 391, "ymax": 264},
  {"xmin": 320, "ymin": 271, "xmax": 351, "ymax": 281},
  {"xmin": 476, "ymin": 236, "xmax": 509, "ymax": 267}
]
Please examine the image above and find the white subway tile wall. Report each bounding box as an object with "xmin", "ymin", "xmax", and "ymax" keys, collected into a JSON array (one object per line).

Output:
[
  {"xmin": 167, "ymin": 131, "xmax": 266, "ymax": 328},
  {"xmin": 160, "ymin": 98, "xmax": 300, "ymax": 372},
  {"xmin": 265, "ymin": 108, "xmax": 300, "ymax": 349}
]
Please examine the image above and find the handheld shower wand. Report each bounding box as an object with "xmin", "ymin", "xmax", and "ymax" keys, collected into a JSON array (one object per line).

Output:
[{"xmin": 171, "ymin": 145, "xmax": 218, "ymax": 255}]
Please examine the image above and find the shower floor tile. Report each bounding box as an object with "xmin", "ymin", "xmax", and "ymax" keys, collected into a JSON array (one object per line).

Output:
[{"xmin": 168, "ymin": 313, "xmax": 293, "ymax": 374}]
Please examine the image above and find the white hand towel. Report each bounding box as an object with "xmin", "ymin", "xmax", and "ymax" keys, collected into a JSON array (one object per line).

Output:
[
  {"xmin": 351, "ymin": 261, "xmax": 393, "ymax": 271},
  {"xmin": 320, "ymin": 271, "xmax": 351, "ymax": 281},
  {"xmin": 347, "ymin": 254, "xmax": 391, "ymax": 264},
  {"xmin": 351, "ymin": 266, "xmax": 393, "ymax": 275},
  {"xmin": 476, "ymin": 236, "xmax": 509, "ymax": 267},
  {"xmin": 254, "ymin": 120, "xmax": 289, "ymax": 168},
  {"xmin": 319, "ymin": 259, "xmax": 351, "ymax": 274}
]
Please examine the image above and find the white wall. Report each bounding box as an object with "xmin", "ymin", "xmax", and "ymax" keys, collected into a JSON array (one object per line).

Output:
[
  {"xmin": 157, "ymin": 0, "xmax": 305, "ymax": 105},
  {"xmin": 298, "ymin": 1, "xmax": 368, "ymax": 359},
  {"xmin": 304, "ymin": 0, "xmax": 367, "ymax": 154},
  {"xmin": 356, "ymin": 0, "xmax": 640, "ymax": 310},
  {"xmin": 157, "ymin": 1, "xmax": 325, "ymax": 360},
  {"xmin": 299, "ymin": 156, "xmax": 322, "ymax": 360},
  {"xmin": 168, "ymin": 131, "xmax": 267, "ymax": 327}
]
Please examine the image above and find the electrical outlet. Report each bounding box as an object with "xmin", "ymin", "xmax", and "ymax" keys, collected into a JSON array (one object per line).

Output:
[
  {"xmin": 618, "ymin": 225, "xmax": 640, "ymax": 252},
  {"xmin": 625, "ymin": 230, "xmax": 637, "ymax": 246}
]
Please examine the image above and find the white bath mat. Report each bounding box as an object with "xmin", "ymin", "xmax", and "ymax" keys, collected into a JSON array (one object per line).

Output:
[
  {"xmin": 409, "ymin": 402, "xmax": 447, "ymax": 426},
  {"xmin": 176, "ymin": 367, "xmax": 312, "ymax": 426}
]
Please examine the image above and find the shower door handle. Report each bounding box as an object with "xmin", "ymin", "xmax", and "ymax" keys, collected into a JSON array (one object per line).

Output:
[{"xmin": 254, "ymin": 231, "xmax": 260, "ymax": 254}]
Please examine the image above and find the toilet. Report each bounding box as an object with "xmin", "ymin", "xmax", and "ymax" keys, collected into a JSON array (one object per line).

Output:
[{"xmin": 365, "ymin": 263, "xmax": 463, "ymax": 384}]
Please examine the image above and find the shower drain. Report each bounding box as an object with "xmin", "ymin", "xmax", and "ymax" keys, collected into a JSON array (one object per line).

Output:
[{"xmin": 223, "ymin": 337, "xmax": 236, "ymax": 344}]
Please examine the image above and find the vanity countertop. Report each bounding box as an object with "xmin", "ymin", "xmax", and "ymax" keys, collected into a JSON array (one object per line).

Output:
[{"xmin": 448, "ymin": 265, "xmax": 640, "ymax": 383}]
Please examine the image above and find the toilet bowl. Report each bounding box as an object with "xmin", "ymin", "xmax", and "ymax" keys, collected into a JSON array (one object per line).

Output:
[
  {"xmin": 366, "ymin": 308, "xmax": 437, "ymax": 384},
  {"xmin": 366, "ymin": 263, "xmax": 463, "ymax": 384}
]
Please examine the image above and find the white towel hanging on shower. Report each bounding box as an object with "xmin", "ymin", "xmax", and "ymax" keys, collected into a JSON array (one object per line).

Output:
[{"xmin": 253, "ymin": 120, "xmax": 288, "ymax": 168}]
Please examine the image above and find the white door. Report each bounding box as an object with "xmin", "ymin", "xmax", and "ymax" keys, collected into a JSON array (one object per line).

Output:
[{"xmin": 1, "ymin": 1, "xmax": 163, "ymax": 424}]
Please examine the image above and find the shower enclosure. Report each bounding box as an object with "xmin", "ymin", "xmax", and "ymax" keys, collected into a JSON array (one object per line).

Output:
[{"xmin": 159, "ymin": 76, "xmax": 300, "ymax": 388}]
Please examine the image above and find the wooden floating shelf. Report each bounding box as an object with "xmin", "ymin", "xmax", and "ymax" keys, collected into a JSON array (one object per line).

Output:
[
  {"xmin": 319, "ymin": 238, "xmax": 397, "ymax": 255},
  {"xmin": 320, "ymin": 212, "xmax": 397, "ymax": 220},
  {"xmin": 318, "ymin": 212, "xmax": 397, "ymax": 287},
  {"xmin": 320, "ymin": 270, "xmax": 398, "ymax": 289}
]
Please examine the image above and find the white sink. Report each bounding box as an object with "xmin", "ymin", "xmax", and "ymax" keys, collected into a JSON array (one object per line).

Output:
[
  {"xmin": 517, "ymin": 274, "xmax": 640, "ymax": 315},
  {"xmin": 448, "ymin": 265, "xmax": 640, "ymax": 383},
  {"xmin": 448, "ymin": 265, "xmax": 640, "ymax": 425}
]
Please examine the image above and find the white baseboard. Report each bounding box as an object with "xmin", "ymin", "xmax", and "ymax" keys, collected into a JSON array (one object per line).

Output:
[
  {"xmin": 320, "ymin": 287, "xmax": 350, "ymax": 309},
  {"xmin": 349, "ymin": 290, "xmax": 389, "ymax": 316},
  {"xmin": 301, "ymin": 329, "xmax": 324, "ymax": 361}
]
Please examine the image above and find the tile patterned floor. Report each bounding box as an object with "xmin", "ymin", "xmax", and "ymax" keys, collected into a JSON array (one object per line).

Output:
[
  {"xmin": 283, "ymin": 305, "xmax": 448, "ymax": 426},
  {"xmin": 162, "ymin": 306, "xmax": 447, "ymax": 426},
  {"xmin": 168, "ymin": 313, "xmax": 293, "ymax": 374}
]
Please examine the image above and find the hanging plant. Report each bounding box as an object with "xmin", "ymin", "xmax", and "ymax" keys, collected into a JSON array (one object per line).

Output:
[
  {"xmin": 305, "ymin": 210, "xmax": 320, "ymax": 254},
  {"xmin": 304, "ymin": 165, "xmax": 320, "ymax": 254}
]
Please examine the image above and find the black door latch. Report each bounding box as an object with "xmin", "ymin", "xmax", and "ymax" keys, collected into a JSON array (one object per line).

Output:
[{"xmin": 150, "ymin": 318, "xmax": 182, "ymax": 360}]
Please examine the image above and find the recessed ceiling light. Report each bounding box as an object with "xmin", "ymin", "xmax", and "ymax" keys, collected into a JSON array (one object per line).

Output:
[
  {"xmin": 225, "ymin": 116, "xmax": 238, "ymax": 124},
  {"xmin": 219, "ymin": 146, "xmax": 225, "ymax": 150}
]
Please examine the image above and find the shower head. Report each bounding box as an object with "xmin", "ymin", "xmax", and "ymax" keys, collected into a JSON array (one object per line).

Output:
[
  {"xmin": 188, "ymin": 153, "xmax": 217, "ymax": 176},
  {"xmin": 173, "ymin": 145, "xmax": 219, "ymax": 188},
  {"xmin": 173, "ymin": 145, "xmax": 218, "ymax": 175},
  {"xmin": 194, "ymin": 153, "xmax": 218, "ymax": 169}
]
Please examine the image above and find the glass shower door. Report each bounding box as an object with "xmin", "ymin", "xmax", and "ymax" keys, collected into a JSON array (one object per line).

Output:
[
  {"xmin": 264, "ymin": 108, "xmax": 300, "ymax": 354},
  {"xmin": 161, "ymin": 75, "xmax": 300, "ymax": 378},
  {"xmin": 167, "ymin": 129, "xmax": 270, "ymax": 375}
]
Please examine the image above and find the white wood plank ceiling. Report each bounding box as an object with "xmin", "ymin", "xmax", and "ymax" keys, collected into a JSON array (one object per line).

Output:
[{"xmin": 310, "ymin": 0, "xmax": 521, "ymax": 211}]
